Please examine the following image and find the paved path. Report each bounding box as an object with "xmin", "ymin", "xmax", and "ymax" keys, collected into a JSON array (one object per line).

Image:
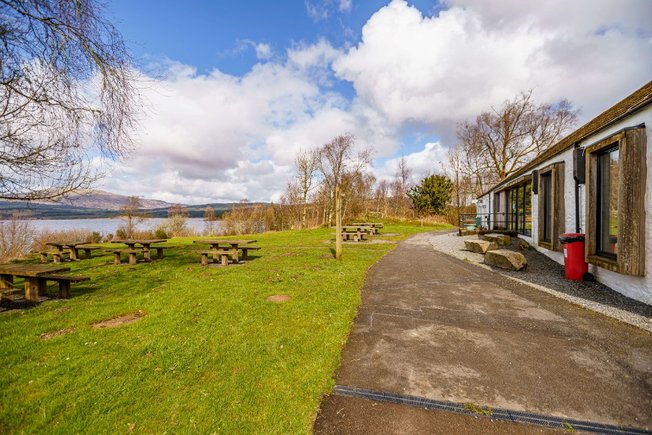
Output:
[{"xmin": 314, "ymin": 233, "xmax": 652, "ymax": 434}]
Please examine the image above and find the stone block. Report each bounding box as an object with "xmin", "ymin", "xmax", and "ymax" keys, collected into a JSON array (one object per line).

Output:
[
  {"xmin": 481, "ymin": 233, "xmax": 512, "ymax": 246},
  {"xmin": 484, "ymin": 249, "xmax": 527, "ymax": 271},
  {"xmin": 464, "ymin": 240, "xmax": 498, "ymax": 254}
]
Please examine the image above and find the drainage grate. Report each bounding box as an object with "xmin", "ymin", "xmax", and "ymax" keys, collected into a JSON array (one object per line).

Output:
[{"xmin": 332, "ymin": 385, "xmax": 651, "ymax": 435}]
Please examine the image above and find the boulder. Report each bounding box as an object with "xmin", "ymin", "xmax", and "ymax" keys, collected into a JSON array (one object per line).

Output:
[
  {"xmin": 464, "ymin": 240, "xmax": 498, "ymax": 254},
  {"xmin": 484, "ymin": 249, "xmax": 527, "ymax": 271},
  {"xmin": 518, "ymin": 239, "xmax": 531, "ymax": 250},
  {"xmin": 481, "ymin": 233, "xmax": 512, "ymax": 246}
]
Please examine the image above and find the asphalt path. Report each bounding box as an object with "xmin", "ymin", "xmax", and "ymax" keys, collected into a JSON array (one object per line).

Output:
[{"xmin": 314, "ymin": 232, "xmax": 652, "ymax": 434}]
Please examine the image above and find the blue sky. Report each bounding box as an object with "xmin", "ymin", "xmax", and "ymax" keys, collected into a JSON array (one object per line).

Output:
[
  {"xmin": 99, "ymin": 0, "xmax": 652, "ymax": 204},
  {"xmin": 108, "ymin": 0, "xmax": 438, "ymax": 76}
]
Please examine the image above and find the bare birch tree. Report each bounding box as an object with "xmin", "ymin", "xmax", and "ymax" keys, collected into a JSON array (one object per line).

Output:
[
  {"xmin": 374, "ymin": 179, "xmax": 390, "ymax": 217},
  {"xmin": 294, "ymin": 149, "xmax": 319, "ymax": 228},
  {"xmin": 390, "ymin": 156, "xmax": 412, "ymax": 215},
  {"xmin": 0, "ymin": 0, "xmax": 138, "ymax": 200}
]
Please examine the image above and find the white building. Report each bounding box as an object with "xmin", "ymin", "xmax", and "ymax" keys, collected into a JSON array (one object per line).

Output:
[{"xmin": 478, "ymin": 81, "xmax": 652, "ymax": 305}]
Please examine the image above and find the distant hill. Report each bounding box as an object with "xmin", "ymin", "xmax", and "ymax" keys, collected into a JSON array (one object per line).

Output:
[
  {"xmin": 0, "ymin": 190, "xmax": 262, "ymax": 219},
  {"xmin": 40, "ymin": 189, "xmax": 172, "ymax": 210}
]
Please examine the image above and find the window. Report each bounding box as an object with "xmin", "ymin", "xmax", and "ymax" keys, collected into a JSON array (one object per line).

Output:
[
  {"xmin": 586, "ymin": 126, "xmax": 646, "ymax": 276},
  {"xmin": 596, "ymin": 146, "xmax": 619, "ymax": 258},
  {"xmin": 537, "ymin": 162, "xmax": 565, "ymax": 251},
  {"xmin": 541, "ymin": 172, "xmax": 552, "ymax": 243},
  {"xmin": 506, "ymin": 182, "xmax": 532, "ymax": 236}
]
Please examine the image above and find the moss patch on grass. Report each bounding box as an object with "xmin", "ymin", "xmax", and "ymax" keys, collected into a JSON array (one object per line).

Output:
[{"xmin": 0, "ymin": 223, "xmax": 451, "ymax": 433}]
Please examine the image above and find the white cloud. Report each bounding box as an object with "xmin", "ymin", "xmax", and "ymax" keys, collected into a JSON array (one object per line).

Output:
[
  {"xmin": 101, "ymin": 0, "xmax": 652, "ymax": 204},
  {"xmin": 305, "ymin": 0, "xmax": 353, "ymax": 21},
  {"xmin": 339, "ymin": 0, "xmax": 352, "ymax": 12},
  {"xmin": 377, "ymin": 142, "xmax": 449, "ymax": 184},
  {"xmin": 288, "ymin": 39, "xmax": 341, "ymax": 70},
  {"xmin": 254, "ymin": 43, "xmax": 273, "ymax": 60},
  {"xmin": 305, "ymin": 1, "xmax": 330, "ymax": 21},
  {"xmin": 334, "ymin": 0, "xmax": 652, "ymax": 127},
  {"xmin": 236, "ymin": 39, "xmax": 273, "ymax": 60},
  {"xmin": 101, "ymin": 42, "xmax": 399, "ymax": 204}
]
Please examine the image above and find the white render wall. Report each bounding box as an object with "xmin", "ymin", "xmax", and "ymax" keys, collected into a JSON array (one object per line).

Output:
[
  {"xmin": 576, "ymin": 106, "xmax": 652, "ymax": 304},
  {"xmin": 479, "ymin": 105, "xmax": 652, "ymax": 305}
]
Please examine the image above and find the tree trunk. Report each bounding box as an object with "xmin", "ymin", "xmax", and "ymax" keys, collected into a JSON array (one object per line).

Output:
[{"xmin": 335, "ymin": 186, "xmax": 342, "ymax": 260}]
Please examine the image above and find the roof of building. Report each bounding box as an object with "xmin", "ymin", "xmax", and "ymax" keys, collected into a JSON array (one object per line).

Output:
[{"xmin": 479, "ymin": 80, "xmax": 652, "ymax": 197}]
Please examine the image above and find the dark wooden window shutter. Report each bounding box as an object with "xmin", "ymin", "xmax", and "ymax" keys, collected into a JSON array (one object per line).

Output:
[
  {"xmin": 552, "ymin": 162, "xmax": 565, "ymax": 252},
  {"xmin": 585, "ymin": 126, "xmax": 647, "ymax": 276},
  {"xmin": 618, "ymin": 127, "xmax": 647, "ymax": 276},
  {"xmin": 538, "ymin": 162, "xmax": 565, "ymax": 252}
]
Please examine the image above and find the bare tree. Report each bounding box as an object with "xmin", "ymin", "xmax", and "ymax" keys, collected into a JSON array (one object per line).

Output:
[
  {"xmin": 396, "ymin": 156, "xmax": 411, "ymax": 194},
  {"xmin": 294, "ymin": 149, "xmax": 319, "ymax": 228},
  {"xmin": 166, "ymin": 204, "xmax": 190, "ymax": 237},
  {"xmin": 374, "ymin": 179, "xmax": 390, "ymax": 217},
  {"xmin": 390, "ymin": 156, "xmax": 412, "ymax": 216},
  {"xmin": 0, "ymin": 212, "xmax": 33, "ymax": 261},
  {"xmin": 317, "ymin": 134, "xmax": 371, "ymax": 225},
  {"xmin": 456, "ymin": 91, "xmax": 578, "ymax": 183},
  {"xmin": 0, "ymin": 0, "xmax": 138, "ymax": 200},
  {"xmin": 119, "ymin": 196, "xmax": 145, "ymax": 239},
  {"xmin": 203, "ymin": 207, "xmax": 218, "ymax": 235}
]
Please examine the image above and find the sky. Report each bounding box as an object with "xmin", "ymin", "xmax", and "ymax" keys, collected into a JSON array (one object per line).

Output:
[{"xmin": 99, "ymin": 0, "xmax": 652, "ymax": 204}]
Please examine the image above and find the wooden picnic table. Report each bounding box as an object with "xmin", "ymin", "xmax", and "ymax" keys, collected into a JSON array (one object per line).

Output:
[
  {"xmin": 351, "ymin": 222, "xmax": 383, "ymax": 234},
  {"xmin": 0, "ymin": 264, "xmax": 71, "ymax": 302},
  {"xmin": 45, "ymin": 241, "xmax": 91, "ymax": 261},
  {"xmin": 193, "ymin": 239, "xmax": 258, "ymax": 264},
  {"xmin": 341, "ymin": 226, "xmax": 371, "ymax": 242},
  {"xmin": 346, "ymin": 224, "xmax": 379, "ymax": 235},
  {"xmin": 111, "ymin": 239, "xmax": 167, "ymax": 262}
]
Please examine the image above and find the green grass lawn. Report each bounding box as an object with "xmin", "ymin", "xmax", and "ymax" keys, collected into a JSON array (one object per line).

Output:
[{"xmin": 0, "ymin": 223, "xmax": 451, "ymax": 433}]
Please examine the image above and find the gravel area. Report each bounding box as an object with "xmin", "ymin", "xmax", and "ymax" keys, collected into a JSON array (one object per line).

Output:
[{"xmin": 429, "ymin": 232, "xmax": 652, "ymax": 333}]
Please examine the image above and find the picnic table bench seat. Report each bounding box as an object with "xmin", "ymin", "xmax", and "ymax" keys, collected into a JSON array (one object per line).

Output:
[
  {"xmin": 37, "ymin": 274, "xmax": 90, "ymax": 298},
  {"xmin": 106, "ymin": 249, "xmax": 140, "ymax": 265},
  {"xmin": 198, "ymin": 249, "xmax": 239, "ymax": 266},
  {"xmin": 38, "ymin": 250, "xmax": 71, "ymax": 263},
  {"xmin": 337, "ymin": 230, "xmax": 369, "ymax": 242}
]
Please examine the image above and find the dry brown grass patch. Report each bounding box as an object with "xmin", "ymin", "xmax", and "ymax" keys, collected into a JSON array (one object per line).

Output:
[
  {"xmin": 93, "ymin": 310, "xmax": 145, "ymax": 329},
  {"xmin": 266, "ymin": 294, "xmax": 291, "ymax": 303},
  {"xmin": 40, "ymin": 327, "xmax": 75, "ymax": 340}
]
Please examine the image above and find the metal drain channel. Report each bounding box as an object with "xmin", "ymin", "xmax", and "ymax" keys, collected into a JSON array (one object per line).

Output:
[{"xmin": 333, "ymin": 385, "xmax": 651, "ymax": 435}]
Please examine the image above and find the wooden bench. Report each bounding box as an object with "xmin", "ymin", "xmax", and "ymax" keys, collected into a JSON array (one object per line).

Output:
[
  {"xmin": 39, "ymin": 251, "xmax": 70, "ymax": 264},
  {"xmin": 38, "ymin": 274, "xmax": 90, "ymax": 298},
  {"xmin": 199, "ymin": 249, "xmax": 238, "ymax": 266},
  {"xmin": 107, "ymin": 249, "xmax": 140, "ymax": 265}
]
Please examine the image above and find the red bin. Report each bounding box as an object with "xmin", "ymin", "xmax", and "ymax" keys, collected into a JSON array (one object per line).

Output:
[{"xmin": 559, "ymin": 233, "xmax": 588, "ymax": 280}]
